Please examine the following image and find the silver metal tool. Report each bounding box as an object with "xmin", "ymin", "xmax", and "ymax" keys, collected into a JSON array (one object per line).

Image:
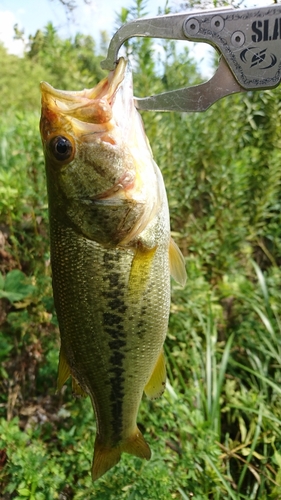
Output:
[{"xmin": 101, "ymin": 4, "xmax": 281, "ymax": 112}]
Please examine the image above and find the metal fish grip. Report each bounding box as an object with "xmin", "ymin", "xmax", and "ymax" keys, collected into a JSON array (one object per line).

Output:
[{"xmin": 101, "ymin": 4, "xmax": 281, "ymax": 112}]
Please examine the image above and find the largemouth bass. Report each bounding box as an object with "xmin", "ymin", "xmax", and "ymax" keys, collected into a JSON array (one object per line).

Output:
[{"xmin": 39, "ymin": 58, "xmax": 186, "ymax": 481}]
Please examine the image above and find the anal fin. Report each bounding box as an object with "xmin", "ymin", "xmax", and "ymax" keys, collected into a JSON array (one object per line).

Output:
[
  {"xmin": 57, "ymin": 348, "xmax": 87, "ymax": 397},
  {"xmin": 144, "ymin": 349, "xmax": 166, "ymax": 399}
]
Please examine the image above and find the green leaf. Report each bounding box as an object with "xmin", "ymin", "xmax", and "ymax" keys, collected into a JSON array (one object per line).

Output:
[
  {"xmin": 0, "ymin": 270, "xmax": 35, "ymax": 303},
  {"xmin": 17, "ymin": 488, "xmax": 31, "ymax": 496},
  {"xmin": 274, "ymin": 450, "xmax": 281, "ymax": 468}
]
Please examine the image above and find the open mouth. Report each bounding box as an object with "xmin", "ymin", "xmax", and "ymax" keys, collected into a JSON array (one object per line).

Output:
[{"xmin": 40, "ymin": 58, "xmax": 128, "ymax": 135}]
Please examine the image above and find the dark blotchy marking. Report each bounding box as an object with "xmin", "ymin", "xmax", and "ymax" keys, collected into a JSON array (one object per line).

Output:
[
  {"xmin": 109, "ymin": 350, "xmax": 124, "ymax": 367},
  {"xmin": 110, "ymin": 367, "xmax": 124, "ymax": 380},
  {"xmin": 103, "ymin": 289, "xmax": 124, "ymax": 300},
  {"xmin": 105, "ymin": 325, "xmax": 124, "ymax": 338},
  {"xmin": 141, "ymin": 305, "xmax": 147, "ymax": 315},
  {"xmin": 103, "ymin": 252, "xmax": 120, "ymax": 264},
  {"xmin": 103, "ymin": 312, "xmax": 123, "ymax": 325},
  {"xmin": 104, "ymin": 262, "xmax": 115, "ymax": 270},
  {"xmin": 117, "ymin": 304, "xmax": 127, "ymax": 314},
  {"xmin": 136, "ymin": 319, "xmax": 146, "ymax": 338},
  {"xmin": 101, "ymin": 252, "xmax": 129, "ymax": 442},
  {"xmin": 108, "ymin": 355, "xmax": 126, "ymax": 444},
  {"xmin": 102, "ymin": 290, "xmax": 127, "ymax": 312},
  {"xmin": 108, "ymin": 273, "xmax": 121, "ymax": 287},
  {"xmin": 110, "ymin": 395, "xmax": 125, "ymax": 443},
  {"xmin": 108, "ymin": 338, "xmax": 126, "ymax": 350},
  {"xmin": 107, "ymin": 298, "xmax": 128, "ymax": 314},
  {"xmin": 103, "ymin": 252, "xmax": 118, "ymax": 270}
]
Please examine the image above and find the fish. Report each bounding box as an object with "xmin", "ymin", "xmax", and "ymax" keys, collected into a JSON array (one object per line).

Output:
[{"xmin": 39, "ymin": 57, "xmax": 186, "ymax": 481}]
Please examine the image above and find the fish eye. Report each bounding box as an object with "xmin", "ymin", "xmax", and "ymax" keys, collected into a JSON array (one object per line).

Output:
[{"xmin": 49, "ymin": 135, "xmax": 74, "ymax": 162}]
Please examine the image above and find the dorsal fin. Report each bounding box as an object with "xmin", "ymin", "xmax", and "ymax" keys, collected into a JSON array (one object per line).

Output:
[{"xmin": 169, "ymin": 237, "xmax": 187, "ymax": 286}]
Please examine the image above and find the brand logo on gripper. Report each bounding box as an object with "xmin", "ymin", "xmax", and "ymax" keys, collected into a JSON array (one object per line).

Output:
[
  {"xmin": 240, "ymin": 47, "xmax": 277, "ymax": 69},
  {"xmin": 252, "ymin": 19, "xmax": 281, "ymax": 43}
]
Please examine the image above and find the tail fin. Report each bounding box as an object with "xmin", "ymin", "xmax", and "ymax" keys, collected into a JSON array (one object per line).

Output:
[
  {"xmin": 92, "ymin": 428, "xmax": 151, "ymax": 481},
  {"xmin": 92, "ymin": 441, "xmax": 121, "ymax": 481}
]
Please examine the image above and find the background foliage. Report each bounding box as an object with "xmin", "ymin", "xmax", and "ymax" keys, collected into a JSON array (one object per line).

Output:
[{"xmin": 1, "ymin": 0, "xmax": 281, "ymax": 498}]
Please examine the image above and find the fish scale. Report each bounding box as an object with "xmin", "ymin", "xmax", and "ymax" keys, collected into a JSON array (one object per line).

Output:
[
  {"xmin": 50, "ymin": 217, "xmax": 170, "ymax": 441},
  {"xmin": 40, "ymin": 57, "xmax": 186, "ymax": 480}
]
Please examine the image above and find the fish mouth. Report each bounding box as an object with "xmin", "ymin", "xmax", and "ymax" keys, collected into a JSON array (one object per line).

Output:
[
  {"xmin": 40, "ymin": 58, "xmax": 131, "ymax": 138},
  {"xmin": 40, "ymin": 57, "xmax": 141, "ymax": 216}
]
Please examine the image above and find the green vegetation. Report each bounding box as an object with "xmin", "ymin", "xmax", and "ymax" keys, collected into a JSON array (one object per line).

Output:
[{"xmin": 1, "ymin": 1, "xmax": 281, "ymax": 498}]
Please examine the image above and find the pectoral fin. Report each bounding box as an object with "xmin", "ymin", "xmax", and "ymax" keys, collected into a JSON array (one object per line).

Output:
[
  {"xmin": 57, "ymin": 348, "xmax": 71, "ymax": 392},
  {"xmin": 144, "ymin": 349, "xmax": 166, "ymax": 399},
  {"xmin": 169, "ymin": 237, "xmax": 187, "ymax": 286},
  {"xmin": 129, "ymin": 246, "xmax": 157, "ymax": 299}
]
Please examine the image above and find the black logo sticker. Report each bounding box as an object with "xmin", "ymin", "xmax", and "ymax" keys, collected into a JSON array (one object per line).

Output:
[{"xmin": 240, "ymin": 47, "xmax": 277, "ymax": 69}]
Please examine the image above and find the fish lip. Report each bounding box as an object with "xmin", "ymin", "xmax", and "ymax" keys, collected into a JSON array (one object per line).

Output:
[{"xmin": 40, "ymin": 58, "xmax": 127, "ymax": 118}]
